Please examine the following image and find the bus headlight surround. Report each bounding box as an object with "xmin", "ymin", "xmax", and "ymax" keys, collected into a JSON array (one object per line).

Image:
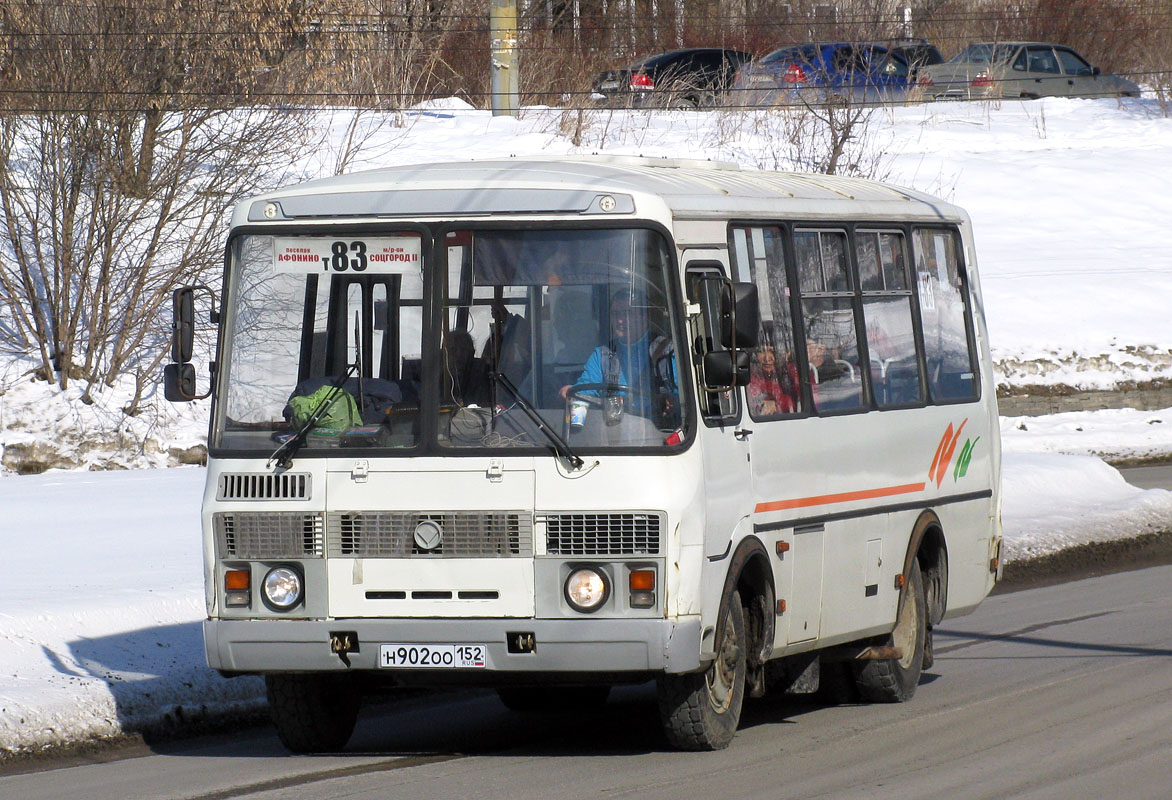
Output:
[
  {"xmin": 564, "ymin": 567, "xmax": 609, "ymax": 613},
  {"xmin": 262, "ymin": 565, "xmax": 303, "ymax": 611}
]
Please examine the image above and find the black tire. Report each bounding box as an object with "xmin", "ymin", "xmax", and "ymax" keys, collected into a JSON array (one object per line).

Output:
[
  {"xmin": 657, "ymin": 589, "xmax": 746, "ymax": 750},
  {"xmin": 265, "ymin": 673, "xmax": 361, "ymax": 753},
  {"xmin": 496, "ymin": 685, "xmax": 611, "ymax": 712},
  {"xmin": 853, "ymin": 559, "xmax": 926, "ymax": 703}
]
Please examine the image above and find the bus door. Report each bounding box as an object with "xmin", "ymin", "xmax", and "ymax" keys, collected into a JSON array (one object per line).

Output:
[
  {"xmin": 730, "ymin": 224, "xmax": 823, "ymax": 645},
  {"xmin": 683, "ymin": 254, "xmax": 753, "ymax": 571}
]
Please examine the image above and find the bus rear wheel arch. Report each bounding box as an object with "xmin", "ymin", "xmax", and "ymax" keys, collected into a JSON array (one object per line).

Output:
[{"xmin": 852, "ymin": 557, "xmax": 926, "ymax": 702}]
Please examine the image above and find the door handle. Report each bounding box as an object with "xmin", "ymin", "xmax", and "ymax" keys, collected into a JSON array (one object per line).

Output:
[{"xmin": 734, "ymin": 428, "xmax": 753, "ymax": 440}]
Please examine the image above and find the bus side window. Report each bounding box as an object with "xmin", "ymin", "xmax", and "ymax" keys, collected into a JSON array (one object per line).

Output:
[
  {"xmin": 732, "ymin": 225, "xmax": 803, "ymax": 419},
  {"xmin": 795, "ymin": 229, "xmax": 865, "ymax": 413},
  {"xmin": 913, "ymin": 228, "xmax": 980, "ymax": 402},
  {"xmin": 857, "ymin": 230, "xmax": 924, "ymax": 407}
]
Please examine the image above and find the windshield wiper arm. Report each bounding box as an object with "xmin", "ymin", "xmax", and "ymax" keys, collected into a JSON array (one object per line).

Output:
[
  {"xmin": 490, "ymin": 371, "xmax": 584, "ymax": 470},
  {"xmin": 268, "ymin": 361, "xmax": 358, "ymax": 470}
]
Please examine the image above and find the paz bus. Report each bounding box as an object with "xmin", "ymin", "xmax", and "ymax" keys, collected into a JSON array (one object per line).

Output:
[{"xmin": 166, "ymin": 156, "xmax": 1001, "ymax": 751}]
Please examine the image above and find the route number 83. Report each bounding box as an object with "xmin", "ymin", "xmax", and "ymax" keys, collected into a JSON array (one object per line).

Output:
[{"xmin": 326, "ymin": 240, "xmax": 368, "ymax": 271}]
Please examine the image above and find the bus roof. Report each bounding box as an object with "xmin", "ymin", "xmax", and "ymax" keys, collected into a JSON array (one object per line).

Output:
[{"xmin": 234, "ymin": 156, "xmax": 967, "ymax": 227}]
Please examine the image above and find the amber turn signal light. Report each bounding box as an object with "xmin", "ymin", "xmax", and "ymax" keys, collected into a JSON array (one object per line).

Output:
[
  {"xmin": 629, "ymin": 569, "xmax": 655, "ymax": 592},
  {"xmin": 225, "ymin": 569, "xmax": 250, "ymax": 591}
]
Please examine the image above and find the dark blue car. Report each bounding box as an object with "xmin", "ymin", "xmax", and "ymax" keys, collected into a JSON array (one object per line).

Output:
[{"xmin": 732, "ymin": 42, "xmax": 914, "ymax": 106}]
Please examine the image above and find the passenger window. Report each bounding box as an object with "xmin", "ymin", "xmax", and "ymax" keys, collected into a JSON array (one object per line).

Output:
[
  {"xmin": 913, "ymin": 228, "xmax": 979, "ymax": 402},
  {"xmin": 795, "ymin": 230, "xmax": 864, "ymax": 413},
  {"xmin": 732, "ymin": 226, "xmax": 803, "ymax": 420},
  {"xmin": 857, "ymin": 231, "xmax": 923, "ymax": 407},
  {"xmin": 1027, "ymin": 47, "xmax": 1060, "ymax": 74}
]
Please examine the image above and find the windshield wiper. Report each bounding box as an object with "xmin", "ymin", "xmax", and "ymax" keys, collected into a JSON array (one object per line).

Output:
[
  {"xmin": 490, "ymin": 371, "xmax": 584, "ymax": 470},
  {"xmin": 267, "ymin": 361, "xmax": 358, "ymax": 470}
]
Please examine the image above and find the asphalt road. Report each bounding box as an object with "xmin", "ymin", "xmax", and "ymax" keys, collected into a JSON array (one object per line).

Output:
[
  {"xmin": 1119, "ymin": 463, "xmax": 1172, "ymax": 491},
  {"xmin": 4, "ymin": 563, "xmax": 1172, "ymax": 800}
]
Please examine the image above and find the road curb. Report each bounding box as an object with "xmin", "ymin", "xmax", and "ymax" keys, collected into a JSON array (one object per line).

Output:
[{"xmin": 994, "ymin": 529, "xmax": 1172, "ymax": 594}]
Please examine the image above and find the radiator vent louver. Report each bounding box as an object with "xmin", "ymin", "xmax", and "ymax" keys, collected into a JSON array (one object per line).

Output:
[
  {"xmin": 214, "ymin": 512, "xmax": 324, "ymax": 558},
  {"xmin": 327, "ymin": 512, "xmax": 533, "ymax": 558},
  {"xmin": 543, "ymin": 512, "xmax": 663, "ymax": 556},
  {"xmin": 217, "ymin": 473, "xmax": 311, "ymax": 501}
]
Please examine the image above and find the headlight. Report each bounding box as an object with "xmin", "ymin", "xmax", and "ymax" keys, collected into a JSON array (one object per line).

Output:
[
  {"xmin": 564, "ymin": 567, "xmax": 609, "ymax": 613},
  {"xmin": 262, "ymin": 566, "xmax": 303, "ymax": 611}
]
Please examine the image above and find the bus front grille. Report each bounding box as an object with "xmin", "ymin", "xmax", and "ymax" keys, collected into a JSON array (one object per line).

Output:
[
  {"xmin": 217, "ymin": 472, "xmax": 311, "ymax": 500},
  {"xmin": 326, "ymin": 512, "xmax": 533, "ymax": 558},
  {"xmin": 542, "ymin": 512, "xmax": 663, "ymax": 556},
  {"xmin": 214, "ymin": 512, "xmax": 324, "ymax": 558}
]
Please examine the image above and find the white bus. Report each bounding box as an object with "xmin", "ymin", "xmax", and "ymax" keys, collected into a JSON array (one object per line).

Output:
[{"xmin": 167, "ymin": 156, "xmax": 1002, "ymax": 751}]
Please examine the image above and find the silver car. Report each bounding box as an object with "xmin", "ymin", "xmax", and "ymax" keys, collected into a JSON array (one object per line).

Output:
[{"xmin": 919, "ymin": 42, "xmax": 1141, "ymax": 100}]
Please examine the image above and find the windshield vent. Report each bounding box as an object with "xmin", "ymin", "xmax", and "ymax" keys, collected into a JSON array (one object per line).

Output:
[
  {"xmin": 217, "ymin": 472, "xmax": 311, "ymax": 501},
  {"xmin": 542, "ymin": 512, "xmax": 663, "ymax": 556},
  {"xmin": 326, "ymin": 512, "xmax": 534, "ymax": 558},
  {"xmin": 214, "ymin": 512, "xmax": 324, "ymax": 558}
]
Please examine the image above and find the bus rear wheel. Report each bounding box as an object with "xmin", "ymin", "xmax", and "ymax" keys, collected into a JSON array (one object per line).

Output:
[
  {"xmin": 853, "ymin": 559, "xmax": 926, "ymax": 702},
  {"xmin": 265, "ymin": 673, "xmax": 361, "ymax": 753},
  {"xmin": 657, "ymin": 589, "xmax": 746, "ymax": 750}
]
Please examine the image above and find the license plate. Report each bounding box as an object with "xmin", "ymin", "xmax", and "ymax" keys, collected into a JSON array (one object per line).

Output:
[
  {"xmin": 600, "ymin": 80, "xmax": 619, "ymax": 90},
  {"xmin": 379, "ymin": 643, "xmax": 487, "ymax": 668}
]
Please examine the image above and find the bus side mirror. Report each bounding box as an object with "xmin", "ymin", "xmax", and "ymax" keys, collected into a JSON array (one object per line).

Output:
[
  {"xmin": 165, "ymin": 285, "xmax": 215, "ymax": 402},
  {"xmin": 719, "ymin": 282, "xmax": 760, "ymax": 350},
  {"xmin": 164, "ymin": 363, "xmax": 197, "ymax": 402},
  {"xmin": 172, "ymin": 287, "xmax": 195, "ymax": 364},
  {"xmin": 703, "ymin": 350, "xmax": 751, "ymax": 388}
]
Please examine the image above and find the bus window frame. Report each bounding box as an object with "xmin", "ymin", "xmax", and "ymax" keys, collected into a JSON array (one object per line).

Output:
[
  {"xmin": 728, "ymin": 223, "xmax": 809, "ymax": 422},
  {"xmin": 911, "ymin": 224, "xmax": 982, "ymax": 406},
  {"xmin": 431, "ymin": 218, "xmax": 698, "ymax": 459},
  {"xmin": 725, "ymin": 219, "xmax": 982, "ymax": 422},
  {"xmin": 211, "ymin": 219, "xmax": 698, "ymax": 461}
]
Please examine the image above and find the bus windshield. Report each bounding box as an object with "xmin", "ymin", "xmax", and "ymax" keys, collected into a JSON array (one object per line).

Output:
[{"xmin": 212, "ymin": 227, "xmax": 686, "ymax": 456}]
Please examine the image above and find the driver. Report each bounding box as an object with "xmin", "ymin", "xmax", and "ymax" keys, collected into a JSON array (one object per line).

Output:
[{"xmin": 559, "ymin": 291, "xmax": 677, "ymax": 424}]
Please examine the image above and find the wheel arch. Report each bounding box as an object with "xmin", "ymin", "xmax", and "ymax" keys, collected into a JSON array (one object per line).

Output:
[
  {"xmin": 716, "ymin": 536, "xmax": 775, "ymax": 694},
  {"xmin": 902, "ymin": 510, "xmax": 949, "ymax": 626}
]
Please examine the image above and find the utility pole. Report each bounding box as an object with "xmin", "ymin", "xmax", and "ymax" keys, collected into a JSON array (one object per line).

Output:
[{"xmin": 490, "ymin": 0, "xmax": 520, "ymax": 116}]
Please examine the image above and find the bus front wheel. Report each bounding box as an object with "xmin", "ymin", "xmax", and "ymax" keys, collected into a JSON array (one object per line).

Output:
[
  {"xmin": 853, "ymin": 558, "xmax": 926, "ymax": 702},
  {"xmin": 657, "ymin": 589, "xmax": 746, "ymax": 750},
  {"xmin": 265, "ymin": 673, "xmax": 360, "ymax": 753}
]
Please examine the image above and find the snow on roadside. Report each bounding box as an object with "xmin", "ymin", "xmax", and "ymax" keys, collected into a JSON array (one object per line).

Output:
[
  {"xmin": 0, "ymin": 468, "xmax": 263, "ymax": 754},
  {"xmin": 1000, "ymin": 453, "xmax": 1172, "ymax": 562}
]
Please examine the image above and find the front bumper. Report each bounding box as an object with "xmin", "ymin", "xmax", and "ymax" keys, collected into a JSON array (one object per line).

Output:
[{"xmin": 205, "ymin": 615, "xmax": 702, "ymax": 675}]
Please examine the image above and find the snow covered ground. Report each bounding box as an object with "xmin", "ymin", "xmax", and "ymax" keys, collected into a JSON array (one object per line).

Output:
[{"xmin": 4, "ymin": 94, "xmax": 1172, "ymax": 756}]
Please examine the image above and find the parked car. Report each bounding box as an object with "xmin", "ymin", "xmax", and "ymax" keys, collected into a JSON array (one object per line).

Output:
[
  {"xmin": 591, "ymin": 48, "xmax": 754, "ymax": 109},
  {"xmin": 879, "ymin": 37, "xmax": 945, "ymax": 78},
  {"xmin": 731, "ymin": 42, "xmax": 914, "ymax": 107},
  {"xmin": 919, "ymin": 42, "xmax": 1141, "ymax": 100}
]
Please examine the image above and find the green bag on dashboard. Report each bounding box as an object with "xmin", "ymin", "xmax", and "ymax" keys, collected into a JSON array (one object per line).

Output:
[{"xmin": 288, "ymin": 385, "xmax": 362, "ymax": 434}]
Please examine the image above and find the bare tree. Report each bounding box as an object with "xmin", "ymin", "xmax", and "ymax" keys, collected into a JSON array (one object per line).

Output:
[{"xmin": 0, "ymin": 0, "xmax": 324, "ymax": 413}]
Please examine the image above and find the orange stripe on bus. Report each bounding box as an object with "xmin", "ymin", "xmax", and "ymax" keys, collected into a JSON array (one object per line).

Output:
[{"xmin": 754, "ymin": 482, "xmax": 928, "ymax": 514}]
